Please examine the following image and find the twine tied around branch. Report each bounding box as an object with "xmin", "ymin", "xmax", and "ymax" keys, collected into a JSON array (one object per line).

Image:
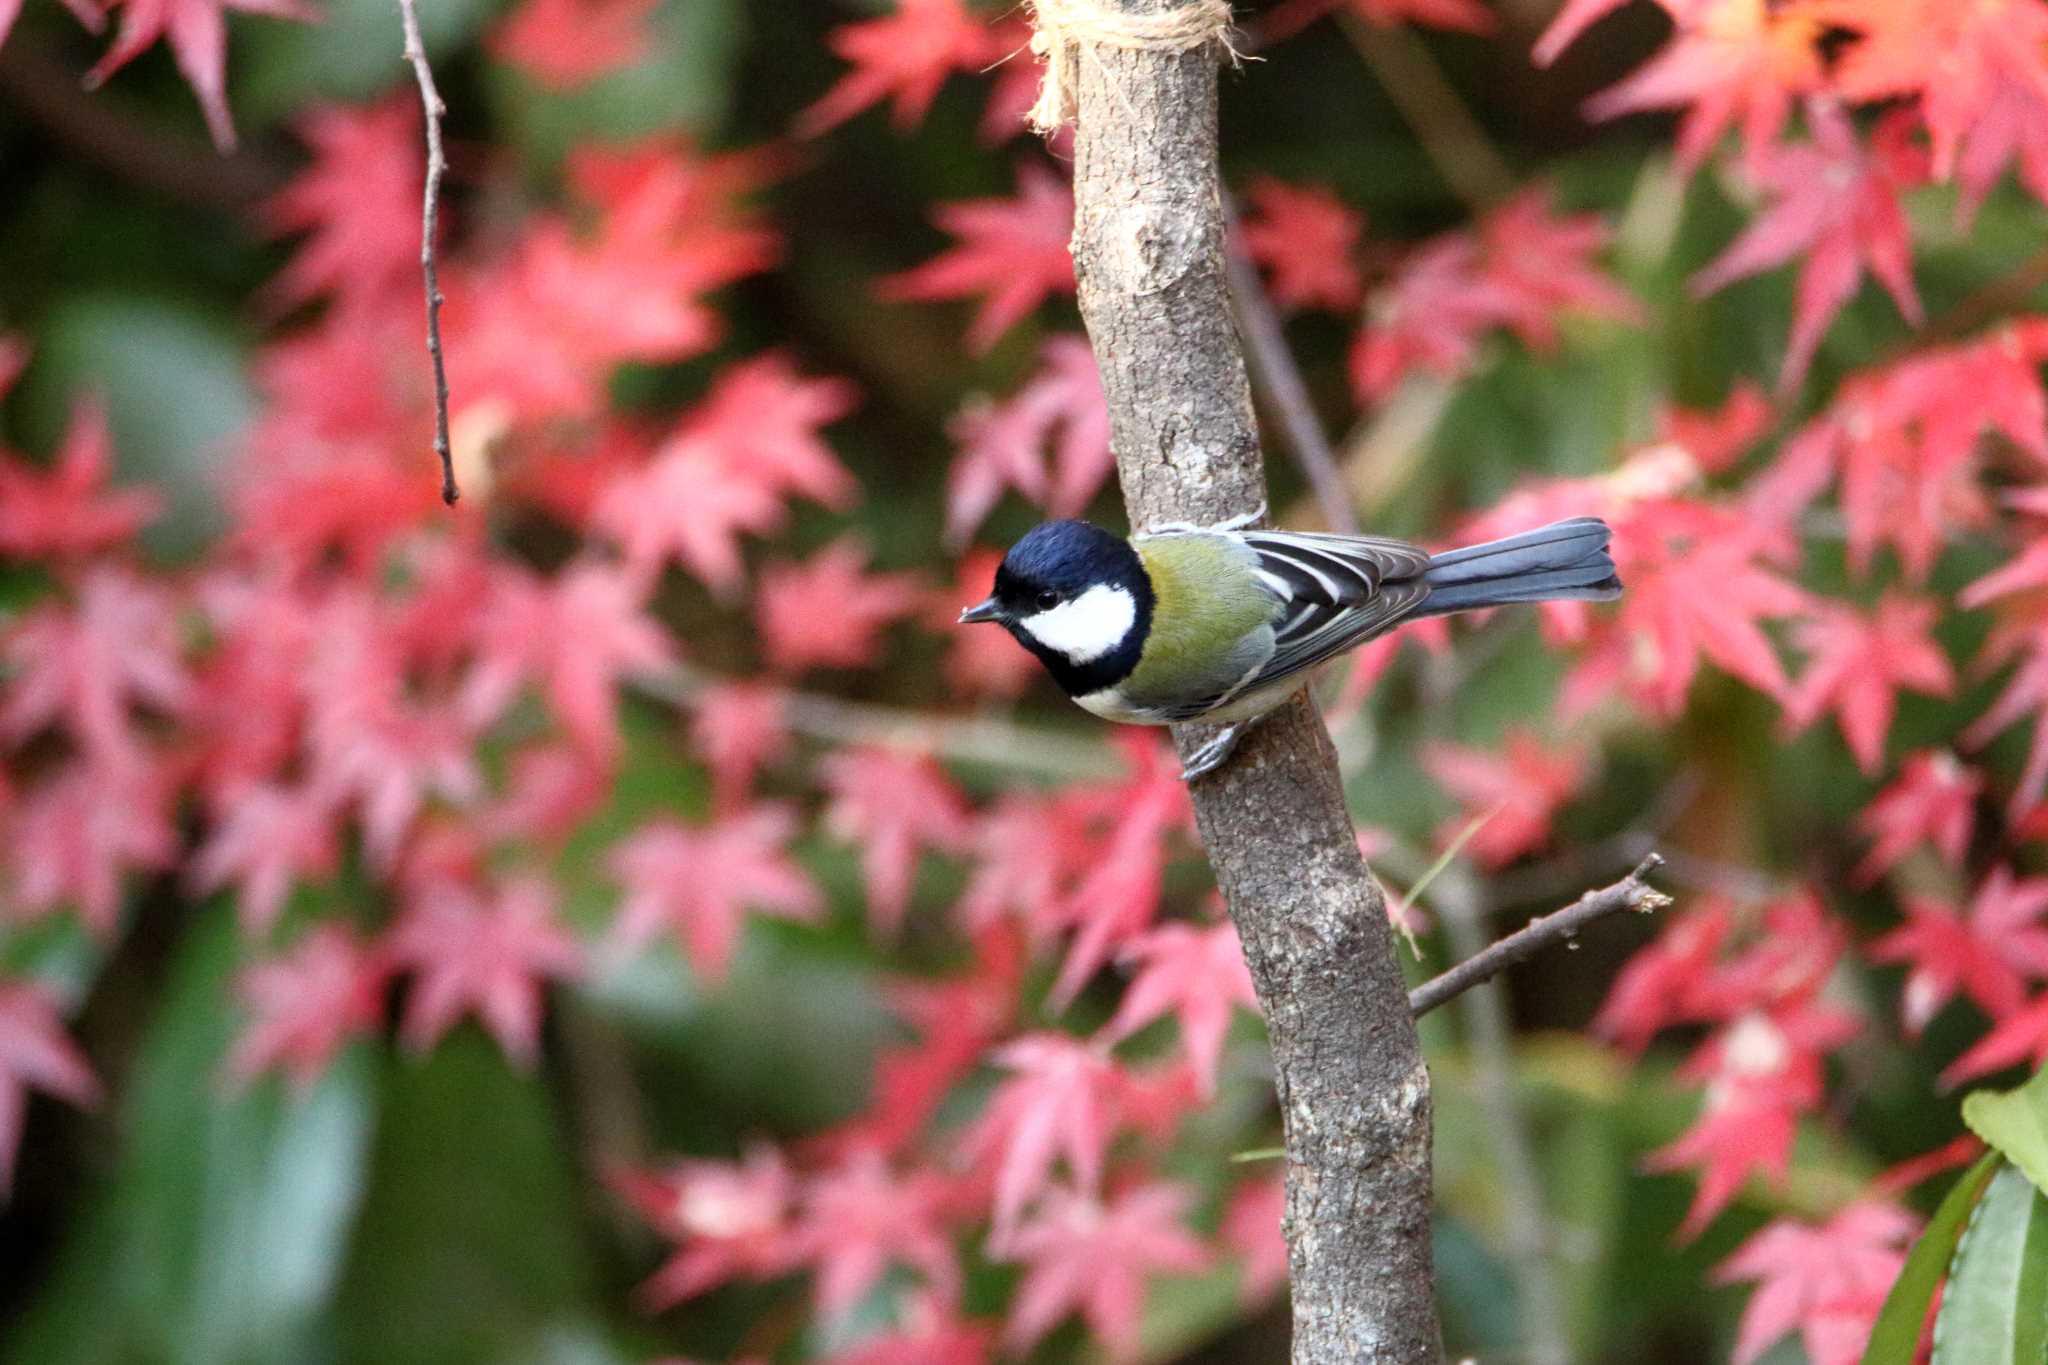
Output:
[{"xmin": 1024, "ymin": 0, "xmax": 1241, "ymax": 133}]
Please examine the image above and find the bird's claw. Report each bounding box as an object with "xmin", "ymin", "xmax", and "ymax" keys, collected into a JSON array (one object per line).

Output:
[
  {"xmin": 1141, "ymin": 501, "xmax": 1269, "ymax": 540},
  {"xmin": 1178, "ymin": 722, "xmax": 1248, "ymax": 782}
]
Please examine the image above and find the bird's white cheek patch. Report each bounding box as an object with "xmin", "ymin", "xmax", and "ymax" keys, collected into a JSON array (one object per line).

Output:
[{"xmin": 1019, "ymin": 584, "xmax": 1137, "ymax": 663}]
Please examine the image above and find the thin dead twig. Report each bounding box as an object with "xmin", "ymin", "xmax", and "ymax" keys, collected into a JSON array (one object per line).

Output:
[
  {"xmin": 632, "ymin": 664, "xmax": 1119, "ymax": 782},
  {"xmin": 396, "ymin": 0, "xmax": 458, "ymax": 506},
  {"xmin": 1408, "ymin": 853, "xmax": 1669, "ymax": 1017}
]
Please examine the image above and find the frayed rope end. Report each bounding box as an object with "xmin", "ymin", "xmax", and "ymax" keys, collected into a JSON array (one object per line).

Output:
[{"xmin": 1024, "ymin": 0, "xmax": 1243, "ymax": 134}]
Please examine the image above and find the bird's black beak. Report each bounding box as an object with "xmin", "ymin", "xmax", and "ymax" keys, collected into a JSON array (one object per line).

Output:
[{"xmin": 958, "ymin": 596, "xmax": 1002, "ymax": 625}]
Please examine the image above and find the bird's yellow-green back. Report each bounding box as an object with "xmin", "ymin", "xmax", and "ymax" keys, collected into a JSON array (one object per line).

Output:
[{"xmin": 1125, "ymin": 534, "xmax": 1276, "ymax": 710}]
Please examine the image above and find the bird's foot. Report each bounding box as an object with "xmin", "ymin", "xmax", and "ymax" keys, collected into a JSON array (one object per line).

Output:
[
  {"xmin": 1142, "ymin": 501, "xmax": 1268, "ymax": 539},
  {"xmin": 1179, "ymin": 720, "xmax": 1252, "ymax": 782}
]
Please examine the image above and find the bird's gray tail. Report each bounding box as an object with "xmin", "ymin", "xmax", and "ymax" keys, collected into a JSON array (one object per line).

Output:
[{"xmin": 1417, "ymin": 516, "xmax": 1621, "ymax": 616}]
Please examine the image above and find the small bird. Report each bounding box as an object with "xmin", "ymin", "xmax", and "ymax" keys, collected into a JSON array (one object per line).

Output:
[{"xmin": 959, "ymin": 510, "xmax": 1621, "ymax": 780}]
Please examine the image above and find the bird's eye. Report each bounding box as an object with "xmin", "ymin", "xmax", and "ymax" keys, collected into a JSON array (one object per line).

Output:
[{"xmin": 1034, "ymin": 589, "xmax": 1059, "ymax": 610}]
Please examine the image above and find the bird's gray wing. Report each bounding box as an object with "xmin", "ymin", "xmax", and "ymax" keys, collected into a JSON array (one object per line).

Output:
[{"xmin": 1235, "ymin": 529, "xmax": 1435, "ymax": 687}]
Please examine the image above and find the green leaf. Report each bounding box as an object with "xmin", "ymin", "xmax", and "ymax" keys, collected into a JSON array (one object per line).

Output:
[
  {"xmin": 330, "ymin": 1032, "xmax": 604, "ymax": 1365},
  {"xmin": 1930, "ymin": 1162, "xmax": 2048, "ymax": 1365},
  {"xmin": 1860, "ymin": 1152, "xmax": 2000, "ymax": 1365},
  {"xmin": 4, "ymin": 907, "xmax": 376, "ymax": 1365},
  {"xmin": 1963, "ymin": 1066, "xmax": 2048, "ymax": 1200}
]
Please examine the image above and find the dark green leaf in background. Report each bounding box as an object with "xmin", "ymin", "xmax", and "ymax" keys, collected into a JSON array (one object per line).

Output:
[{"xmin": 3, "ymin": 908, "xmax": 375, "ymax": 1365}]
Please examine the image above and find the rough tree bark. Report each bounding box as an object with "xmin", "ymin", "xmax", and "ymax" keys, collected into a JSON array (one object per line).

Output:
[{"xmin": 1063, "ymin": 5, "xmax": 1443, "ymax": 1361}]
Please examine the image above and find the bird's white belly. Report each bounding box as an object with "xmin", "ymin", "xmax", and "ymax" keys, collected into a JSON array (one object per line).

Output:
[
  {"xmin": 1071, "ymin": 676, "xmax": 1302, "ymax": 726},
  {"xmin": 1072, "ymin": 688, "xmax": 1168, "ymax": 724}
]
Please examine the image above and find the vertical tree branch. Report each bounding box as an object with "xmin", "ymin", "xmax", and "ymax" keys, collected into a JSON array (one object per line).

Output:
[
  {"xmin": 1061, "ymin": 4, "xmax": 1441, "ymax": 1360},
  {"xmin": 396, "ymin": 0, "xmax": 458, "ymax": 506}
]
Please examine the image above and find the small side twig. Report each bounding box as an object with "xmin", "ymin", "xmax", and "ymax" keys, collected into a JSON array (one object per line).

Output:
[
  {"xmin": 631, "ymin": 663, "xmax": 1120, "ymax": 782},
  {"xmin": 1408, "ymin": 853, "xmax": 1668, "ymax": 1017},
  {"xmin": 1221, "ymin": 189, "xmax": 1357, "ymax": 533},
  {"xmin": 396, "ymin": 0, "xmax": 458, "ymax": 506},
  {"xmin": 1338, "ymin": 12, "xmax": 1514, "ymax": 213}
]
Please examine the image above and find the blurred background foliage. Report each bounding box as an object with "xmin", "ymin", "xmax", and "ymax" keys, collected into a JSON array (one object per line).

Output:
[{"xmin": 2, "ymin": 0, "xmax": 2043, "ymax": 1362}]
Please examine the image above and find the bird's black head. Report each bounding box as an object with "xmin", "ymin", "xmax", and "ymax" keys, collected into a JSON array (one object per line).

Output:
[{"xmin": 958, "ymin": 520, "xmax": 1153, "ymax": 696}]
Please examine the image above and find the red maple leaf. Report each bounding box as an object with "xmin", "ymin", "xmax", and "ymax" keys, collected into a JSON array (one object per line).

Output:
[
  {"xmin": 1421, "ymin": 729, "xmax": 1587, "ymax": 869},
  {"xmin": 0, "ymin": 402, "xmax": 160, "ymax": 560},
  {"xmin": 954, "ymin": 790, "xmax": 1099, "ymax": 943},
  {"xmin": 605, "ymin": 804, "xmax": 820, "ymax": 983},
  {"xmin": 944, "ymin": 334, "xmax": 1109, "ymax": 545},
  {"xmin": 483, "ymin": 742, "xmax": 610, "ymax": 846},
  {"xmin": 961, "ymin": 1032, "xmax": 1125, "ymax": 1243},
  {"xmin": 487, "ymin": 0, "xmax": 656, "ymax": 89},
  {"xmin": 462, "ymin": 561, "xmax": 677, "ymax": 762},
  {"xmin": 0, "ymin": 982, "xmax": 101, "ymax": 1196},
  {"xmin": 1477, "ymin": 188, "xmax": 1644, "ymax": 348},
  {"xmin": 85, "ymin": 0, "xmax": 318, "ymax": 150},
  {"xmin": 820, "ymin": 749, "xmax": 973, "ymax": 936},
  {"xmin": 225, "ymin": 924, "xmax": 388, "ymax": 1091},
  {"xmin": 756, "ymin": 538, "xmax": 923, "ymax": 675},
  {"xmin": 1714, "ymin": 1202, "xmax": 1917, "ymax": 1365},
  {"xmin": 1815, "ymin": 0, "xmax": 2048, "ymax": 222},
  {"xmin": 1351, "ymin": 191, "xmax": 1635, "ymax": 400},
  {"xmin": 612, "ymin": 1145, "xmax": 796, "ymax": 1308},
  {"xmin": 5, "ymin": 761, "xmax": 178, "ymax": 939},
  {"xmin": 1870, "ymin": 866, "xmax": 2048, "ymax": 1035},
  {"xmin": 1001, "ymin": 1181, "xmax": 1211, "ymax": 1360},
  {"xmin": 260, "ymin": 99, "xmax": 421, "ymax": 310},
  {"xmin": 788, "ymin": 1147, "xmax": 963, "ymax": 1320},
  {"xmin": 1577, "ymin": 0, "xmax": 1825, "ymax": 174},
  {"xmin": 388, "ymin": 875, "xmax": 582, "ymax": 1065},
  {"xmin": 1, "ymin": 567, "xmax": 192, "ymax": 766},
  {"xmin": 688, "ymin": 682, "xmax": 790, "ymax": 813},
  {"xmin": 1655, "ymin": 381, "xmax": 1771, "ymax": 475},
  {"xmin": 1045, "ymin": 733, "xmax": 1194, "ymax": 1006},
  {"xmin": 1853, "ymin": 749, "xmax": 1982, "ymax": 885},
  {"xmin": 1965, "ymin": 605, "xmax": 2048, "ymax": 813},
  {"xmin": 797, "ymin": 0, "xmax": 1005, "ymax": 138},
  {"xmin": 1691, "ymin": 102, "xmax": 1925, "ymax": 393},
  {"xmin": 1781, "ymin": 594, "xmax": 1954, "ymax": 774},
  {"xmin": 300, "ymin": 590, "xmax": 483, "ymax": 869},
  {"xmin": 1962, "ymin": 490, "xmax": 2048, "ymax": 610},
  {"xmin": 1943, "ymin": 988, "xmax": 2048, "ymax": 1087},
  {"xmin": 594, "ymin": 436, "xmax": 789, "ymax": 596},
  {"xmin": 463, "ymin": 141, "xmax": 779, "ymax": 420},
  {"xmin": 189, "ymin": 781, "xmax": 341, "ymax": 935},
  {"xmin": 1098, "ymin": 920, "xmax": 1258, "ymax": 1099},
  {"xmin": 683, "ymin": 354, "xmax": 861, "ymax": 510},
  {"xmin": 1235, "ymin": 178, "xmax": 1365, "ymax": 313},
  {"xmin": 1594, "ymin": 899, "xmax": 1738, "ymax": 1052},
  {"xmin": 879, "ymin": 161, "xmax": 1075, "ymax": 353},
  {"xmin": 1574, "ymin": 497, "xmax": 1805, "ymax": 717},
  {"xmin": 1350, "ymin": 235, "xmax": 1524, "ymax": 401},
  {"xmin": 1778, "ymin": 324, "xmax": 2048, "ymax": 582},
  {"xmin": 1649, "ymin": 998, "xmax": 1861, "ymax": 1238}
]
